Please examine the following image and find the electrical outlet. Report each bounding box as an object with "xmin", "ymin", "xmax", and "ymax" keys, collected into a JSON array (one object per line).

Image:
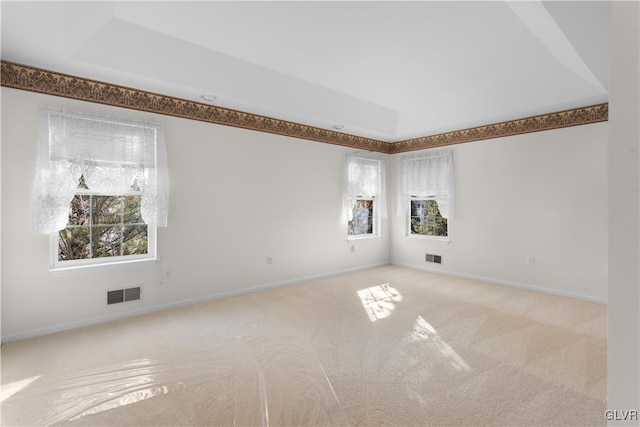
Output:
[
  {"xmin": 266, "ymin": 255, "xmax": 272, "ymax": 264},
  {"xmin": 527, "ymin": 256, "xmax": 535, "ymax": 265}
]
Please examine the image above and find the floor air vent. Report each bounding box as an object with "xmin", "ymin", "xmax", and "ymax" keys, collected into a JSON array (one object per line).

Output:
[
  {"xmin": 426, "ymin": 254, "xmax": 442, "ymax": 264},
  {"xmin": 107, "ymin": 287, "xmax": 142, "ymax": 305}
]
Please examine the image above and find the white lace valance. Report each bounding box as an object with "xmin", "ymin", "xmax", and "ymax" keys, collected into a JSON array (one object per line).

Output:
[
  {"xmin": 399, "ymin": 150, "xmax": 456, "ymax": 219},
  {"xmin": 343, "ymin": 153, "xmax": 387, "ymax": 221},
  {"xmin": 33, "ymin": 108, "xmax": 169, "ymax": 233}
]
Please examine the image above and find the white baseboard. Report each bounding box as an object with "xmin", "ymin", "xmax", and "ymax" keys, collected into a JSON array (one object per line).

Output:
[
  {"xmin": 1, "ymin": 262, "xmax": 389, "ymax": 343},
  {"xmin": 392, "ymin": 262, "xmax": 608, "ymax": 304},
  {"xmin": 2, "ymin": 261, "xmax": 605, "ymax": 343}
]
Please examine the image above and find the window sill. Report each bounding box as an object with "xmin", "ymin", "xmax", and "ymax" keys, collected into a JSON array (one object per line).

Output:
[
  {"xmin": 49, "ymin": 258, "xmax": 157, "ymax": 277},
  {"xmin": 347, "ymin": 234, "xmax": 382, "ymax": 241},
  {"xmin": 406, "ymin": 234, "xmax": 450, "ymax": 243}
]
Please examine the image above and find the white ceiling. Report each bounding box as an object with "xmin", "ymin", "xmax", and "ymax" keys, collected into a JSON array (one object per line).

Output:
[{"xmin": 1, "ymin": 1, "xmax": 610, "ymax": 142}]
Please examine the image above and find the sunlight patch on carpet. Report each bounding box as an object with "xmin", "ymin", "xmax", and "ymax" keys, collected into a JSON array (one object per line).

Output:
[
  {"xmin": 357, "ymin": 283, "xmax": 403, "ymax": 321},
  {"xmin": 407, "ymin": 316, "xmax": 471, "ymax": 372}
]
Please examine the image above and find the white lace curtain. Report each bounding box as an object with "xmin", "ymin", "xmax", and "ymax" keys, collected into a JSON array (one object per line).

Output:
[
  {"xmin": 399, "ymin": 150, "xmax": 456, "ymax": 219},
  {"xmin": 33, "ymin": 108, "xmax": 169, "ymax": 233},
  {"xmin": 343, "ymin": 153, "xmax": 387, "ymax": 221}
]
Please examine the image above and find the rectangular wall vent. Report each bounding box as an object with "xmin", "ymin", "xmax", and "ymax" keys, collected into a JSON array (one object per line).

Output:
[
  {"xmin": 107, "ymin": 287, "xmax": 142, "ymax": 305},
  {"xmin": 124, "ymin": 287, "xmax": 141, "ymax": 302},
  {"xmin": 425, "ymin": 254, "xmax": 442, "ymax": 264}
]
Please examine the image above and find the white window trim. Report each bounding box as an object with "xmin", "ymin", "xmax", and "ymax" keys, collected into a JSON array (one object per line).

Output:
[
  {"xmin": 406, "ymin": 196, "xmax": 450, "ymax": 242},
  {"xmin": 50, "ymin": 190, "xmax": 157, "ymax": 273},
  {"xmin": 49, "ymin": 256, "xmax": 157, "ymax": 277}
]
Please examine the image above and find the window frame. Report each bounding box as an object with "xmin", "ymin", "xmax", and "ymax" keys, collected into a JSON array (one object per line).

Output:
[
  {"xmin": 50, "ymin": 188, "xmax": 157, "ymax": 272},
  {"xmin": 348, "ymin": 197, "xmax": 380, "ymax": 240},
  {"xmin": 344, "ymin": 153, "xmax": 385, "ymax": 241},
  {"xmin": 406, "ymin": 196, "xmax": 450, "ymax": 241}
]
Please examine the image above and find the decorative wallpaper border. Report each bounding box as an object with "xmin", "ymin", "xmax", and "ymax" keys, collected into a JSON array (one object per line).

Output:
[
  {"xmin": 1, "ymin": 61, "xmax": 608, "ymax": 154},
  {"xmin": 388, "ymin": 103, "xmax": 609, "ymax": 154},
  {"xmin": 0, "ymin": 61, "xmax": 388, "ymax": 153}
]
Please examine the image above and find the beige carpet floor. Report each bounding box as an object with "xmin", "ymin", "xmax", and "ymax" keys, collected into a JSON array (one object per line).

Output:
[{"xmin": 1, "ymin": 265, "xmax": 607, "ymax": 426}]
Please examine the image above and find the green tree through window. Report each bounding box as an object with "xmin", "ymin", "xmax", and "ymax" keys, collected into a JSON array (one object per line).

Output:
[
  {"xmin": 410, "ymin": 199, "xmax": 447, "ymax": 237},
  {"xmin": 58, "ymin": 177, "xmax": 148, "ymax": 261}
]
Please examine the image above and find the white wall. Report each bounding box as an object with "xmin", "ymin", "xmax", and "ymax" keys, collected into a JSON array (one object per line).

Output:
[
  {"xmin": 608, "ymin": 1, "xmax": 640, "ymax": 421},
  {"xmin": 0, "ymin": 88, "xmax": 389, "ymax": 341},
  {"xmin": 1, "ymin": 84, "xmax": 610, "ymax": 341},
  {"xmin": 389, "ymin": 122, "xmax": 608, "ymax": 302}
]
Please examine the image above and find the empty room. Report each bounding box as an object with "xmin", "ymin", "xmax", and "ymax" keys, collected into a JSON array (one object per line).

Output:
[{"xmin": 1, "ymin": 1, "xmax": 639, "ymax": 426}]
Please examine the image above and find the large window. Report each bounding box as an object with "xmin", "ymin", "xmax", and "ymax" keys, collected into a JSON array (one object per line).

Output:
[
  {"xmin": 400, "ymin": 151, "xmax": 455, "ymax": 240},
  {"xmin": 55, "ymin": 176, "xmax": 154, "ymax": 266},
  {"xmin": 344, "ymin": 154, "xmax": 386, "ymax": 239},
  {"xmin": 35, "ymin": 108, "xmax": 168, "ymax": 270}
]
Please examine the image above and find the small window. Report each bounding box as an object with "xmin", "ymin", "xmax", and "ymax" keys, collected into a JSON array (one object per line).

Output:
[
  {"xmin": 344, "ymin": 153, "xmax": 386, "ymax": 240},
  {"xmin": 409, "ymin": 199, "xmax": 448, "ymax": 238},
  {"xmin": 54, "ymin": 177, "xmax": 155, "ymax": 268},
  {"xmin": 349, "ymin": 199, "xmax": 375, "ymax": 236}
]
